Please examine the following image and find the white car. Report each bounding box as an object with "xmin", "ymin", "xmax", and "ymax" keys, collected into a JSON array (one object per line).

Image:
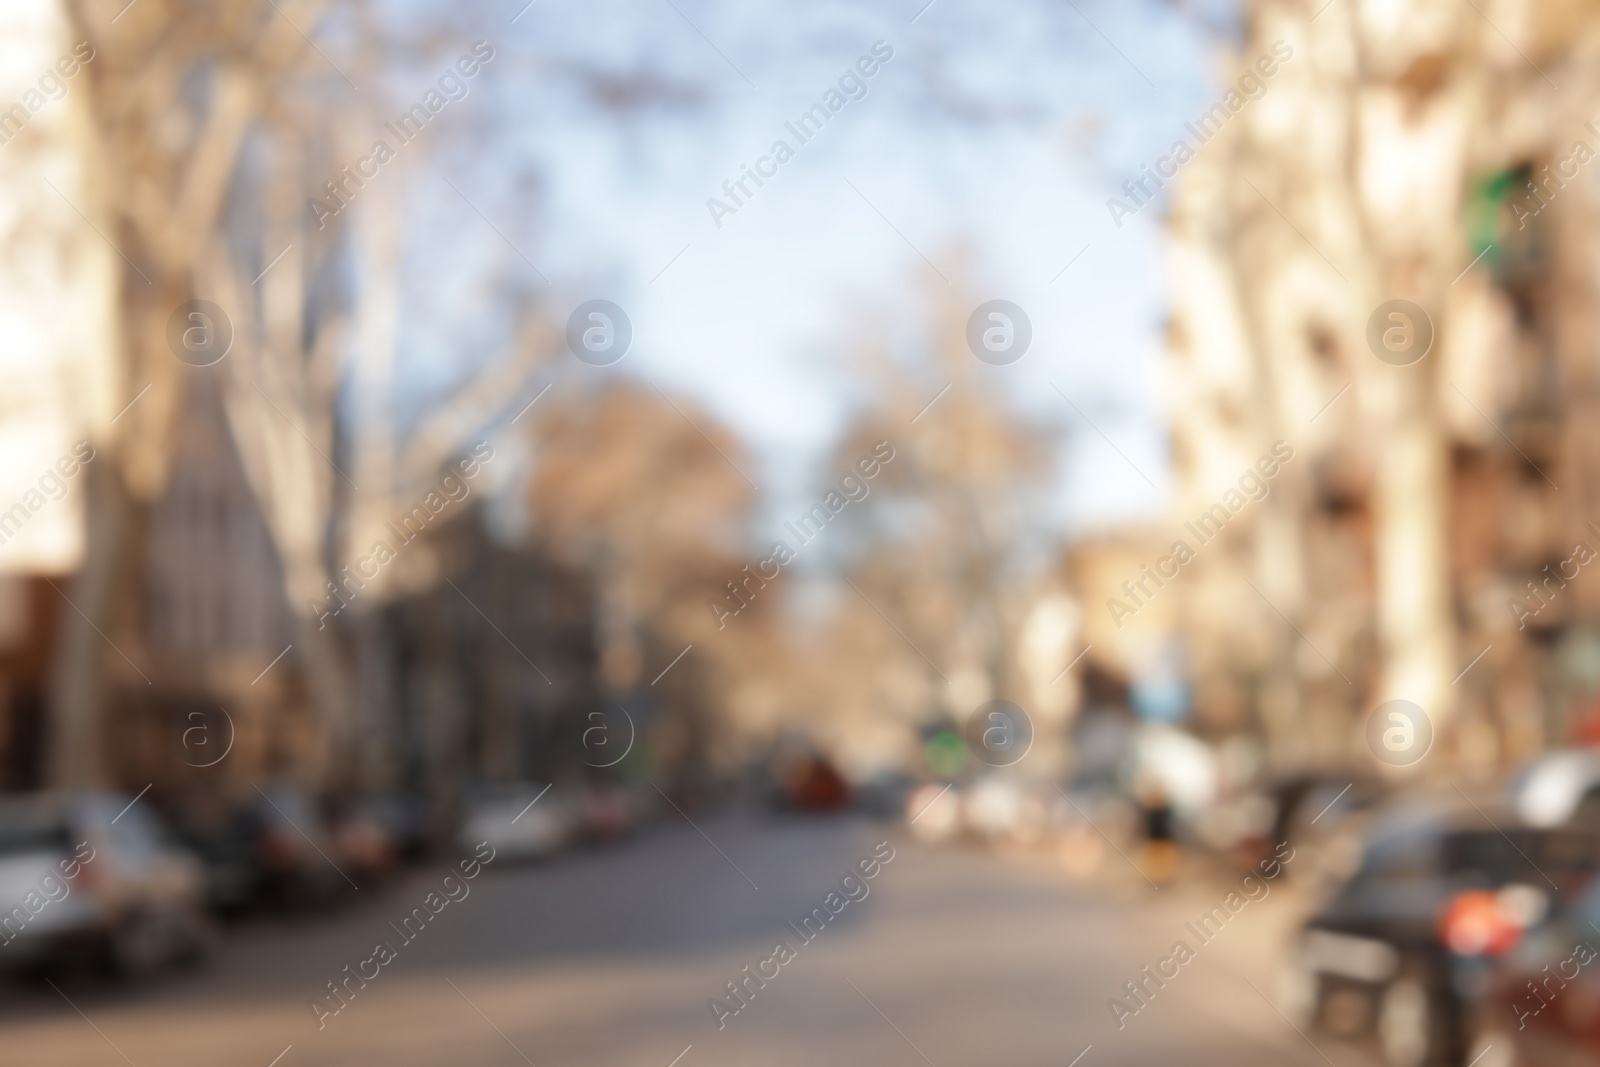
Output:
[
  {"xmin": 1510, "ymin": 749, "xmax": 1600, "ymax": 827},
  {"xmin": 457, "ymin": 784, "xmax": 572, "ymax": 861},
  {"xmin": 0, "ymin": 792, "xmax": 211, "ymax": 975}
]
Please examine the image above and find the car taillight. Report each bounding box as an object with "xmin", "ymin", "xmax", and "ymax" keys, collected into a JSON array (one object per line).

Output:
[
  {"xmin": 74, "ymin": 851, "xmax": 104, "ymax": 892},
  {"xmin": 261, "ymin": 827, "xmax": 300, "ymax": 870},
  {"xmin": 1440, "ymin": 885, "xmax": 1547, "ymax": 956}
]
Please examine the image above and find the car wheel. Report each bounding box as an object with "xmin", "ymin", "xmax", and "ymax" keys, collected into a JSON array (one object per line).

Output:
[
  {"xmin": 1463, "ymin": 1027, "xmax": 1514, "ymax": 1067},
  {"xmin": 1277, "ymin": 956, "xmax": 1320, "ymax": 1029},
  {"xmin": 1378, "ymin": 974, "xmax": 1448, "ymax": 1067},
  {"xmin": 109, "ymin": 911, "xmax": 171, "ymax": 977},
  {"xmin": 173, "ymin": 906, "xmax": 218, "ymax": 967},
  {"xmin": 110, "ymin": 907, "xmax": 197, "ymax": 977}
]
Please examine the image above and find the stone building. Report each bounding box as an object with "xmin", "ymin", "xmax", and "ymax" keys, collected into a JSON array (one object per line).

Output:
[
  {"xmin": 0, "ymin": 0, "xmax": 608, "ymax": 809},
  {"xmin": 0, "ymin": 0, "xmax": 117, "ymax": 790},
  {"xmin": 100, "ymin": 371, "xmax": 603, "ymax": 807},
  {"xmin": 111, "ymin": 369, "xmax": 310, "ymax": 799},
  {"xmin": 1159, "ymin": 0, "xmax": 1600, "ymax": 773},
  {"xmin": 351, "ymin": 507, "xmax": 603, "ymax": 803}
]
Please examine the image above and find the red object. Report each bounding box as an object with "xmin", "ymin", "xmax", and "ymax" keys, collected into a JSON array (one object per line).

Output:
[
  {"xmin": 260, "ymin": 827, "xmax": 301, "ymax": 872},
  {"xmin": 1570, "ymin": 693, "xmax": 1600, "ymax": 748},
  {"xmin": 788, "ymin": 757, "xmax": 850, "ymax": 812},
  {"xmin": 1439, "ymin": 890, "xmax": 1522, "ymax": 956},
  {"xmin": 73, "ymin": 848, "xmax": 104, "ymax": 892}
]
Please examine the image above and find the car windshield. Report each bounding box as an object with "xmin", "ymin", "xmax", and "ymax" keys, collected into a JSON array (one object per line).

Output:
[
  {"xmin": 1354, "ymin": 827, "xmax": 1600, "ymax": 889},
  {"xmin": 1356, "ymin": 826, "xmax": 1441, "ymax": 882},
  {"xmin": 0, "ymin": 811, "xmax": 71, "ymax": 856},
  {"xmin": 1464, "ymin": 829, "xmax": 1597, "ymax": 873},
  {"xmin": 1567, "ymin": 871, "xmax": 1600, "ymax": 926}
]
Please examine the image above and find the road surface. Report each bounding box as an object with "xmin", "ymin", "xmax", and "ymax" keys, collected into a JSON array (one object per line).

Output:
[{"xmin": 0, "ymin": 815, "xmax": 1376, "ymax": 1067}]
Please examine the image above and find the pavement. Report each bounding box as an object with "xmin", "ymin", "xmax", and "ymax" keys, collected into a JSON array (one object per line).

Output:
[{"xmin": 0, "ymin": 814, "xmax": 1379, "ymax": 1067}]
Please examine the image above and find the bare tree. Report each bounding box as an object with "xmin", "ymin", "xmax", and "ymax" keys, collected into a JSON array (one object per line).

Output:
[{"xmin": 47, "ymin": 0, "xmax": 357, "ymax": 785}]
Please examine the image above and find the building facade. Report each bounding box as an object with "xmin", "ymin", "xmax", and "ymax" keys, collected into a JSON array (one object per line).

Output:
[{"xmin": 1160, "ymin": 0, "xmax": 1600, "ymax": 773}]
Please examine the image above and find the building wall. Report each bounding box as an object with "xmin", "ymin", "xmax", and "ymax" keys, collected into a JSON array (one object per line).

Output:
[
  {"xmin": 106, "ymin": 370, "xmax": 304, "ymax": 801},
  {"xmin": 360, "ymin": 508, "xmax": 602, "ymax": 804},
  {"xmin": 1162, "ymin": 0, "xmax": 1600, "ymax": 771}
]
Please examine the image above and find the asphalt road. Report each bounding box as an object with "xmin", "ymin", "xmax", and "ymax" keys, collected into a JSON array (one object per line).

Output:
[{"xmin": 0, "ymin": 815, "xmax": 1378, "ymax": 1067}]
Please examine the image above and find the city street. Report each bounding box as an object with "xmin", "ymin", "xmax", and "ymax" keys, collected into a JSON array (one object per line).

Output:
[
  {"xmin": 0, "ymin": 816, "xmax": 1377, "ymax": 1067},
  {"xmin": 0, "ymin": 3, "xmax": 1586, "ymax": 1066}
]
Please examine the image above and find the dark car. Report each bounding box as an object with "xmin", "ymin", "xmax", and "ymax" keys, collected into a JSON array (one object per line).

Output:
[
  {"xmin": 171, "ymin": 802, "xmax": 266, "ymax": 914},
  {"xmin": 1470, "ymin": 872, "xmax": 1600, "ymax": 1066},
  {"xmin": 1282, "ymin": 788, "xmax": 1600, "ymax": 1067},
  {"xmin": 173, "ymin": 785, "xmax": 356, "ymax": 914}
]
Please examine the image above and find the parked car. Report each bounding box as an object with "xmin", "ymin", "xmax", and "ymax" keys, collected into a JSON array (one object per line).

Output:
[
  {"xmin": 175, "ymin": 785, "xmax": 354, "ymax": 913},
  {"xmin": 0, "ymin": 792, "xmax": 211, "ymax": 976},
  {"xmin": 782, "ymin": 755, "xmax": 851, "ymax": 812},
  {"xmin": 251, "ymin": 784, "xmax": 356, "ymax": 908},
  {"xmin": 1465, "ymin": 869, "xmax": 1600, "ymax": 1066},
  {"xmin": 170, "ymin": 802, "xmax": 262, "ymax": 914},
  {"xmin": 458, "ymin": 783, "xmax": 573, "ymax": 862},
  {"xmin": 327, "ymin": 794, "xmax": 410, "ymax": 888},
  {"xmin": 347, "ymin": 791, "xmax": 432, "ymax": 861},
  {"xmin": 853, "ymin": 770, "xmax": 916, "ymax": 821},
  {"xmin": 1281, "ymin": 786, "xmax": 1600, "ymax": 1067},
  {"xmin": 1509, "ymin": 748, "xmax": 1600, "ymax": 828},
  {"xmin": 576, "ymin": 782, "xmax": 637, "ymax": 841}
]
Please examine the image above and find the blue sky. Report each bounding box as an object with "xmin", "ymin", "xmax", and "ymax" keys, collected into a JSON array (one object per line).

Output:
[{"xmin": 376, "ymin": 0, "xmax": 1234, "ymax": 537}]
